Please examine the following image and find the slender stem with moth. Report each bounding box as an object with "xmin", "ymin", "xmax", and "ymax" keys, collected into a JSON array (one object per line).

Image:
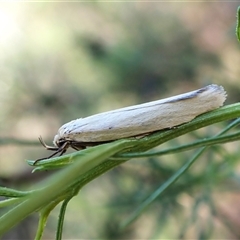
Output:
[{"xmin": 1, "ymin": 103, "xmax": 240, "ymax": 236}]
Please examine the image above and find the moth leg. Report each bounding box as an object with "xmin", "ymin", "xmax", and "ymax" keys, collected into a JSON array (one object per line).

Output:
[
  {"xmin": 71, "ymin": 145, "xmax": 86, "ymax": 151},
  {"xmin": 59, "ymin": 149, "xmax": 67, "ymax": 156},
  {"xmin": 34, "ymin": 141, "xmax": 70, "ymax": 165},
  {"xmin": 39, "ymin": 136, "xmax": 58, "ymax": 151}
]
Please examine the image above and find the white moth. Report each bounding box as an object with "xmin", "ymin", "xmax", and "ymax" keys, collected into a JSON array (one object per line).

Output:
[{"xmin": 37, "ymin": 84, "xmax": 226, "ymax": 162}]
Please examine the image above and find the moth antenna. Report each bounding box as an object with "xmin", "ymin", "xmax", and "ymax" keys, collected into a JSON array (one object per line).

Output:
[{"xmin": 38, "ymin": 136, "xmax": 59, "ymax": 151}]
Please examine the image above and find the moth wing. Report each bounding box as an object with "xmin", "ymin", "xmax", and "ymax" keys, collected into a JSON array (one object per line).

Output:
[{"xmin": 56, "ymin": 84, "xmax": 226, "ymax": 142}]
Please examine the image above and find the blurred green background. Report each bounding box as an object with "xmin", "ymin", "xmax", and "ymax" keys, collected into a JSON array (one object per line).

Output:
[{"xmin": 1, "ymin": 2, "xmax": 240, "ymax": 239}]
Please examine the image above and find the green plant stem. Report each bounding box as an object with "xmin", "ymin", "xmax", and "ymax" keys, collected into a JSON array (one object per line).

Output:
[
  {"xmin": 35, "ymin": 201, "xmax": 61, "ymax": 240},
  {"xmin": 0, "ymin": 187, "xmax": 32, "ymax": 198},
  {"xmin": 118, "ymin": 131, "xmax": 240, "ymax": 158},
  {"xmin": 0, "ymin": 140, "xmax": 133, "ymax": 235},
  {"xmin": 56, "ymin": 196, "xmax": 74, "ymax": 240},
  {"xmin": 0, "ymin": 198, "xmax": 25, "ymax": 208}
]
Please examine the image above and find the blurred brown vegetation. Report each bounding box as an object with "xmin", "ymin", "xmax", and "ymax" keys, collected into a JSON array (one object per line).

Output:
[{"xmin": 1, "ymin": 2, "xmax": 240, "ymax": 239}]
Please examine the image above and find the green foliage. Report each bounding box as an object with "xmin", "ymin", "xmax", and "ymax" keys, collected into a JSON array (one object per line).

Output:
[
  {"xmin": 1, "ymin": 103, "xmax": 240, "ymax": 239},
  {"xmin": 1, "ymin": 3, "xmax": 240, "ymax": 239}
]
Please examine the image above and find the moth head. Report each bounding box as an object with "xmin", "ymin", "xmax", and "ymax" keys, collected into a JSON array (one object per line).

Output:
[
  {"xmin": 53, "ymin": 134, "xmax": 73, "ymax": 149},
  {"xmin": 53, "ymin": 134, "xmax": 61, "ymax": 147}
]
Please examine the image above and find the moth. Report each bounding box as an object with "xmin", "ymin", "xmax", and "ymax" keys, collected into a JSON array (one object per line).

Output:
[{"xmin": 37, "ymin": 84, "xmax": 226, "ymax": 163}]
